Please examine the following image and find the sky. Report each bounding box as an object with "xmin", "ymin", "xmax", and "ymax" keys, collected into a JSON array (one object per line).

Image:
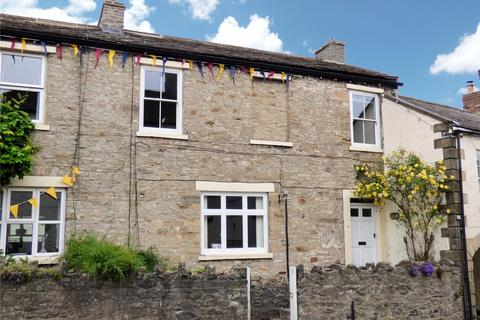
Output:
[{"xmin": 1, "ymin": 0, "xmax": 479, "ymax": 108}]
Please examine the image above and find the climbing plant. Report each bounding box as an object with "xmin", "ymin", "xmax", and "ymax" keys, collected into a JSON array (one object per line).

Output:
[
  {"xmin": 354, "ymin": 149, "xmax": 452, "ymax": 261},
  {"xmin": 0, "ymin": 94, "xmax": 37, "ymax": 186}
]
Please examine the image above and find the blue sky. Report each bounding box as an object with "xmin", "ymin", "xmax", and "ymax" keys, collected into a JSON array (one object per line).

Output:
[{"xmin": 2, "ymin": 0, "xmax": 480, "ymax": 107}]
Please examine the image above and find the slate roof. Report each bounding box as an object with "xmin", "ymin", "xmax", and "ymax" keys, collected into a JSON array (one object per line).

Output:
[
  {"xmin": 387, "ymin": 95, "xmax": 480, "ymax": 133},
  {"xmin": 0, "ymin": 13, "xmax": 400, "ymax": 88}
]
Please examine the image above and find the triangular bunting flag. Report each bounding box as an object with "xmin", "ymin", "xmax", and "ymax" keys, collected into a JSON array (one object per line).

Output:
[
  {"xmin": 217, "ymin": 64, "xmax": 225, "ymax": 81},
  {"xmin": 249, "ymin": 67, "xmax": 255, "ymax": 80},
  {"xmin": 71, "ymin": 44, "xmax": 79, "ymax": 56},
  {"xmin": 108, "ymin": 50, "xmax": 116, "ymax": 68},
  {"xmin": 28, "ymin": 198, "xmax": 39, "ymax": 208},
  {"xmin": 56, "ymin": 44, "xmax": 63, "ymax": 60},
  {"xmin": 62, "ymin": 175, "xmax": 74, "ymax": 187},
  {"xmin": 281, "ymin": 72, "xmax": 286, "ymax": 83},
  {"xmin": 187, "ymin": 60, "xmax": 193, "ymax": 70},
  {"xmin": 267, "ymin": 71, "xmax": 275, "ymax": 80},
  {"xmin": 207, "ymin": 63, "xmax": 215, "ymax": 80},
  {"xmin": 135, "ymin": 54, "xmax": 141, "ymax": 66},
  {"xmin": 95, "ymin": 48, "xmax": 102, "ymax": 69},
  {"xmin": 121, "ymin": 52, "xmax": 128, "ymax": 69},
  {"xmin": 150, "ymin": 55, "xmax": 157, "ymax": 66},
  {"xmin": 10, "ymin": 38, "xmax": 16, "ymax": 50},
  {"xmin": 73, "ymin": 166, "xmax": 80, "ymax": 175},
  {"xmin": 9, "ymin": 205, "xmax": 19, "ymax": 218},
  {"xmin": 46, "ymin": 187, "xmax": 58, "ymax": 200},
  {"xmin": 21, "ymin": 38, "xmax": 27, "ymax": 52}
]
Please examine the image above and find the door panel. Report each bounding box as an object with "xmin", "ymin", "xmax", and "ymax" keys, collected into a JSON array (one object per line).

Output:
[{"xmin": 351, "ymin": 206, "xmax": 377, "ymax": 266}]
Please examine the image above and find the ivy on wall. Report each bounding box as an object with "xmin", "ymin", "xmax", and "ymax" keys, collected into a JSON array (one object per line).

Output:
[{"xmin": 0, "ymin": 95, "xmax": 37, "ymax": 186}]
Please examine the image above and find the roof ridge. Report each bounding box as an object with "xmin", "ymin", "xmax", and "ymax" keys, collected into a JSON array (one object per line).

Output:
[{"xmin": 398, "ymin": 95, "xmax": 473, "ymax": 114}]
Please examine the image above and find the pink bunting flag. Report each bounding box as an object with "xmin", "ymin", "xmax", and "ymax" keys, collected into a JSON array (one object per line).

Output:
[
  {"xmin": 267, "ymin": 71, "xmax": 275, "ymax": 80},
  {"xmin": 10, "ymin": 38, "xmax": 16, "ymax": 50},
  {"xmin": 56, "ymin": 44, "xmax": 63, "ymax": 60},
  {"xmin": 207, "ymin": 63, "xmax": 215, "ymax": 80},
  {"xmin": 95, "ymin": 48, "xmax": 102, "ymax": 69},
  {"xmin": 135, "ymin": 54, "xmax": 141, "ymax": 66}
]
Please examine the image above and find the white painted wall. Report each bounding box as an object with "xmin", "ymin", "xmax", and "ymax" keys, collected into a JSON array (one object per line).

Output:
[
  {"xmin": 460, "ymin": 135, "xmax": 480, "ymax": 240},
  {"xmin": 381, "ymin": 98, "xmax": 448, "ymax": 263}
]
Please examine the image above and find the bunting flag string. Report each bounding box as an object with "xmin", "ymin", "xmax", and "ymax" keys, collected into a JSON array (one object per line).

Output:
[
  {"xmin": 3, "ymin": 36, "xmax": 293, "ymax": 87},
  {"xmin": 71, "ymin": 44, "xmax": 79, "ymax": 56},
  {"xmin": 121, "ymin": 52, "xmax": 128, "ymax": 69},
  {"xmin": 56, "ymin": 44, "xmax": 63, "ymax": 60},
  {"xmin": 21, "ymin": 38, "xmax": 27, "ymax": 52},
  {"xmin": 95, "ymin": 48, "xmax": 102, "ymax": 69},
  {"xmin": 108, "ymin": 50, "xmax": 116, "ymax": 68},
  {"xmin": 216, "ymin": 64, "xmax": 224, "ymax": 81}
]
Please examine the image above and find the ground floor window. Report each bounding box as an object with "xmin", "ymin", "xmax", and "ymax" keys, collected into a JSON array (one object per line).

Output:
[
  {"xmin": 200, "ymin": 192, "xmax": 268, "ymax": 255},
  {"xmin": 0, "ymin": 188, "xmax": 66, "ymax": 257}
]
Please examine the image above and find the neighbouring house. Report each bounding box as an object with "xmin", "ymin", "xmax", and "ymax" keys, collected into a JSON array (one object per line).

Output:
[
  {"xmin": 0, "ymin": 0, "xmax": 410, "ymax": 279},
  {"xmin": 383, "ymin": 88, "xmax": 480, "ymax": 314}
]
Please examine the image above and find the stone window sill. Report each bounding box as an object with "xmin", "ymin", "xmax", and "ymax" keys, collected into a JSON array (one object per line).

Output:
[
  {"xmin": 11, "ymin": 255, "xmax": 60, "ymax": 265},
  {"xmin": 136, "ymin": 131, "xmax": 188, "ymax": 140},
  {"xmin": 349, "ymin": 145, "xmax": 383, "ymax": 153},
  {"xmin": 35, "ymin": 123, "xmax": 50, "ymax": 131},
  {"xmin": 250, "ymin": 139, "xmax": 293, "ymax": 147},
  {"xmin": 198, "ymin": 253, "xmax": 273, "ymax": 261}
]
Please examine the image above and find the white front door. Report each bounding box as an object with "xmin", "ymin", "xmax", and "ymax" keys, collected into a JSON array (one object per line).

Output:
[{"xmin": 351, "ymin": 205, "xmax": 377, "ymax": 266}]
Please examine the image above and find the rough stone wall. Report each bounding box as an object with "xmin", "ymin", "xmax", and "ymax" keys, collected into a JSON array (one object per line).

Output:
[
  {"xmin": 297, "ymin": 262, "xmax": 463, "ymax": 320},
  {"xmin": 29, "ymin": 47, "xmax": 383, "ymax": 278}
]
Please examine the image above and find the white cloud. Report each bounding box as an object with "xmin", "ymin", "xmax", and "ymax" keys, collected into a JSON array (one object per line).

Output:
[
  {"xmin": 458, "ymin": 85, "xmax": 478, "ymax": 95},
  {"xmin": 169, "ymin": 0, "xmax": 219, "ymax": 21},
  {"xmin": 430, "ymin": 22, "xmax": 480, "ymax": 75},
  {"xmin": 207, "ymin": 14, "xmax": 284, "ymax": 53},
  {"xmin": 0, "ymin": 0, "xmax": 155, "ymax": 32},
  {"xmin": 124, "ymin": 0, "xmax": 155, "ymax": 33}
]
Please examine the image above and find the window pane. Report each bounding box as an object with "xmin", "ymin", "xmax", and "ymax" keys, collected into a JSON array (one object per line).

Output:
[
  {"xmin": 362, "ymin": 209, "xmax": 372, "ymax": 217},
  {"xmin": 143, "ymin": 100, "xmax": 160, "ymax": 128},
  {"xmin": 247, "ymin": 196, "xmax": 264, "ymax": 210},
  {"xmin": 352, "ymin": 94, "xmax": 364, "ymax": 118},
  {"xmin": 226, "ymin": 196, "xmax": 242, "ymax": 209},
  {"xmin": 6, "ymin": 223, "xmax": 33, "ymax": 255},
  {"xmin": 364, "ymin": 121, "xmax": 376, "ymax": 145},
  {"xmin": 38, "ymin": 224, "xmax": 60, "ymax": 253},
  {"xmin": 248, "ymin": 216, "xmax": 264, "ymax": 248},
  {"xmin": 350, "ymin": 208, "xmax": 359, "ymax": 217},
  {"xmin": 205, "ymin": 196, "xmax": 221, "ymax": 209},
  {"xmin": 226, "ymin": 216, "xmax": 243, "ymax": 248},
  {"xmin": 39, "ymin": 192, "xmax": 61, "ymax": 221},
  {"xmin": 353, "ymin": 119, "xmax": 364, "ymax": 143},
  {"xmin": 144, "ymin": 70, "xmax": 162, "ymax": 98},
  {"xmin": 163, "ymin": 73, "xmax": 177, "ymax": 100},
  {"xmin": 1, "ymin": 89, "xmax": 40, "ymax": 120},
  {"xmin": 1, "ymin": 54, "xmax": 42, "ymax": 86},
  {"xmin": 364, "ymin": 97, "xmax": 376, "ymax": 120},
  {"xmin": 160, "ymin": 101, "xmax": 177, "ymax": 129},
  {"xmin": 10, "ymin": 191, "xmax": 33, "ymax": 219},
  {"xmin": 205, "ymin": 216, "xmax": 221, "ymax": 249}
]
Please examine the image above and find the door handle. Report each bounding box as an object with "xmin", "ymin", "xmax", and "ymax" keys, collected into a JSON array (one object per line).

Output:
[
  {"xmin": 373, "ymin": 233, "xmax": 376, "ymax": 238},
  {"xmin": 358, "ymin": 241, "xmax": 366, "ymax": 246}
]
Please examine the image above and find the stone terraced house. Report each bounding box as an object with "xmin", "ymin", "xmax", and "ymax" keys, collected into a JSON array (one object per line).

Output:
[{"xmin": 0, "ymin": 0, "xmax": 408, "ymax": 278}]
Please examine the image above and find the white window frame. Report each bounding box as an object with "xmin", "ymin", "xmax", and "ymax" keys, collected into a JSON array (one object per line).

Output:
[
  {"xmin": 0, "ymin": 188, "xmax": 66, "ymax": 257},
  {"xmin": 0, "ymin": 51, "xmax": 46, "ymax": 123},
  {"xmin": 139, "ymin": 66, "xmax": 183, "ymax": 135},
  {"xmin": 476, "ymin": 150, "xmax": 480, "ymax": 184},
  {"xmin": 349, "ymin": 90, "xmax": 381, "ymax": 150},
  {"xmin": 200, "ymin": 192, "xmax": 268, "ymax": 256}
]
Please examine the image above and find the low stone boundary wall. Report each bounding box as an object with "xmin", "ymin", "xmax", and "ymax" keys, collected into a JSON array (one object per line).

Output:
[{"xmin": 0, "ymin": 262, "xmax": 464, "ymax": 319}]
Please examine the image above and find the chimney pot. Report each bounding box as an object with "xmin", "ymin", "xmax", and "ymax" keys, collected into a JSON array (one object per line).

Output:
[
  {"xmin": 98, "ymin": 0, "xmax": 126, "ymax": 33},
  {"xmin": 314, "ymin": 40, "xmax": 345, "ymax": 64},
  {"xmin": 463, "ymin": 81, "xmax": 480, "ymax": 113},
  {"xmin": 467, "ymin": 81, "xmax": 475, "ymax": 94}
]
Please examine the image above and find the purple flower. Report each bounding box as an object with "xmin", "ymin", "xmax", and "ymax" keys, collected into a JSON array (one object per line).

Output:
[
  {"xmin": 410, "ymin": 263, "xmax": 421, "ymax": 277},
  {"xmin": 422, "ymin": 262, "xmax": 435, "ymax": 276}
]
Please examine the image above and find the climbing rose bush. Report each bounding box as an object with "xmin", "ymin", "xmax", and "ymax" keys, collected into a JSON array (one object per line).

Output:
[{"xmin": 354, "ymin": 149, "xmax": 452, "ymax": 261}]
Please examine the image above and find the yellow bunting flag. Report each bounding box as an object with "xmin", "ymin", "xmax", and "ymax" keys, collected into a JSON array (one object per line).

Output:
[
  {"xmin": 216, "ymin": 64, "xmax": 225, "ymax": 81},
  {"xmin": 28, "ymin": 198, "xmax": 39, "ymax": 208},
  {"xmin": 108, "ymin": 50, "xmax": 116, "ymax": 68},
  {"xmin": 249, "ymin": 67, "xmax": 255, "ymax": 80},
  {"xmin": 71, "ymin": 44, "xmax": 79, "ymax": 56},
  {"xmin": 72, "ymin": 166, "xmax": 80, "ymax": 175},
  {"xmin": 9, "ymin": 205, "xmax": 19, "ymax": 218},
  {"xmin": 46, "ymin": 187, "xmax": 58, "ymax": 200},
  {"xmin": 281, "ymin": 72, "xmax": 286, "ymax": 83},
  {"xmin": 21, "ymin": 38, "xmax": 27, "ymax": 52},
  {"xmin": 62, "ymin": 175, "xmax": 74, "ymax": 187},
  {"xmin": 187, "ymin": 60, "xmax": 193, "ymax": 70},
  {"xmin": 150, "ymin": 55, "xmax": 157, "ymax": 66}
]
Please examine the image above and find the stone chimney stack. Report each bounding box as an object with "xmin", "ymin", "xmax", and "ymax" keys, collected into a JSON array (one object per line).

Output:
[
  {"xmin": 98, "ymin": 0, "xmax": 126, "ymax": 33},
  {"xmin": 463, "ymin": 81, "xmax": 480, "ymax": 113},
  {"xmin": 314, "ymin": 40, "xmax": 345, "ymax": 64}
]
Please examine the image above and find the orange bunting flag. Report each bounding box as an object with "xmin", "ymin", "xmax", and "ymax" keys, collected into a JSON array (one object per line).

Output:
[
  {"xmin": 71, "ymin": 44, "xmax": 79, "ymax": 56},
  {"xmin": 108, "ymin": 50, "xmax": 116, "ymax": 68},
  {"xmin": 62, "ymin": 175, "xmax": 74, "ymax": 187},
  {"xmin": 21, "ymin": 38, "xmax": 27, "ymax": 52},
  {"xmin": 150, "ymin": 55, "xmax": 157, "ymax": 66},
  {"xmin": 46, "ymin": 187, "xmax": 58, "ymax": 200},
  {"xmin": 281, "ymin": 72, "xmax": 286, "ymax": 83},
  {"xmin": 9, "ymin": 205, "xmax": 19, "ymax": 218},
  {"xmin": 28, "ymin": 198, "xmax": 39, "ymax": 208},
  {"xmin": 216, "ymin": 64, "xmax": 224, "ymax": 81},
  {"xmin": 249, "ymin": 67, "xmax": 255, "ymax": 80},
  {"xmin": 72, "ymin": 166, "xmax": 80, "ymax": 175}
]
